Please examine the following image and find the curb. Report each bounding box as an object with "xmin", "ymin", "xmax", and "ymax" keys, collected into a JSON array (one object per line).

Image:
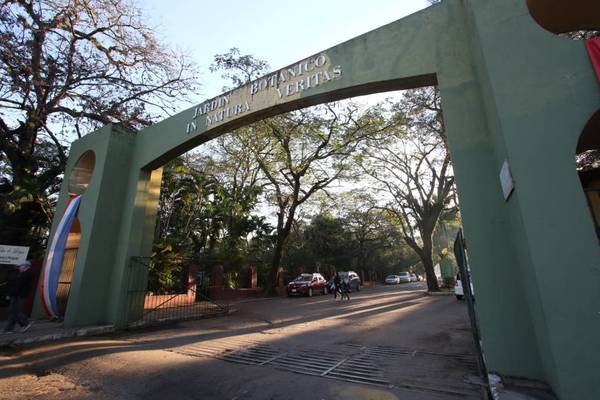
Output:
[
  {"xmin": 125, "ymin": 309, "xmax": 233, "ymax": 330},
  {"xmin": 229, "ymin": 296, "xmax": 279, "ymax": 305},
  {"xmin": 0, "ymin": 325, "xmax": 115, "ymax": 347},
  {"xmin": 0, "ymin": 309, "xmax": 236, "ymax": 348},
  {"xmin": 427, "ymin": 291, "xmax": 454, "ymax": 296}
]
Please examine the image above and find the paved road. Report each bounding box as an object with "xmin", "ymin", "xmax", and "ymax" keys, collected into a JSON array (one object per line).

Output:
[{"xmin": 0, "ymin": 283, "xmax": 484, "ymax": 400}]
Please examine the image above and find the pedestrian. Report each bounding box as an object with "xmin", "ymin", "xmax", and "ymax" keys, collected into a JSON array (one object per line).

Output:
[
  {"xmin": 340, "ymin": 278, "xmax": 350, "ymax": 301},
  {"xmin": 333, "ymin": 272, "xmax": 341, "ymax": 300},
  {"xmin": 2, "ymin": 261, "xmax": 34, "ymax": 334}
]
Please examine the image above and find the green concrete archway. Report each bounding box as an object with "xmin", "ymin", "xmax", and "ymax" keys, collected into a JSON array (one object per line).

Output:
[{"xmin": 37, "ymin": 1, "xmax": 600, "ymax": 398}]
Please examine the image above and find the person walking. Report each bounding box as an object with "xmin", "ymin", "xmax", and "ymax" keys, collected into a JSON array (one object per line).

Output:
[
  {"xmin": 333, "ymin": 273, "xmax": 341, "ymax": 300},
  {"xmin": 340, "ymin": 277, "xmax": 350, "ymax": 301},
  {"xmin": 2, "ymin": 261, "xmax": 34, "ymax": 334}
]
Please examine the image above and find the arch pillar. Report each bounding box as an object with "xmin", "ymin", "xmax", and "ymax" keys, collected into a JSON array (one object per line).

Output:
[{"xmin": 33, "ymin": 124, "xmax": 162, "ymax": 327}]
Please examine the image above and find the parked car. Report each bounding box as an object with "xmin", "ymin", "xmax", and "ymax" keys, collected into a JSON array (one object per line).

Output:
[
  {"xmin": 385, "ymin": 275, "xmax": 401, "ymax": 284},
  {"xmin": 398, "ymin": 271, "xmax": 411, "ymax": 283},
  {"xmin": 325, "ymin": 271, "xmax": 361, "ymax": 293},
  {"xmin": 340, "ymin": 271, "xmax": 361, "ymax": 292},
  {"xmin": 410, "ymin": 273, "xmax": 418, "ymax": 282},
  {"xmin": 287, "ymin": 273, "xmax": 326, "ymax": 297}
]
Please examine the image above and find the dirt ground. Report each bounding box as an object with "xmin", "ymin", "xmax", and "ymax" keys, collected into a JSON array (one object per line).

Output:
[{"xmin": 0, "ymin": 283, "xmax": 485, "ymax": 400}]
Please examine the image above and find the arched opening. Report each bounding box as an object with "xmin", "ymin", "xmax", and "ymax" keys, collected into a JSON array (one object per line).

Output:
[
  {"xmin": 69, "ymin": 150, "xmax": 95, "ymax": 195},
  {"xmin": 50, "ymin": 150, "xmax": 92, "ymax": 316},
  {"xmin": 526, "ymin": 0, "xmax": 600, "ymax": 35},
  {"xmin": 56, "ymin": 217, "xmax": 81, "ymax": 316},
  {"xmin": 576, "ymin": 109, "xmax": 600, "ymax": 240}
]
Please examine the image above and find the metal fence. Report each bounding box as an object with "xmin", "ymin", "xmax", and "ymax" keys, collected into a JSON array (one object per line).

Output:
[{"xmin": 125, "ymin": 257, "xmax": 230, "ymax": 327}]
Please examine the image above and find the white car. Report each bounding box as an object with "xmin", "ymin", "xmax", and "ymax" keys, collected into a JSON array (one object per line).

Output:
[
  {"xmin": 410, "ymin": 273, "xmax": 418, "ymax": 282},
  {"xmin": 385, "ymin": 275, "xmax": 401, "ymax": 284},
  {"xmin": 455, "ymin": 273, "xmax": 475, "ymax": 300},
  {"xmin": 398, "ymin": 272, "xmax": 411, "ymax": 283},
  {"xmin": 455, "ymin": 274, "xmax": 464, "ymax": 300}
]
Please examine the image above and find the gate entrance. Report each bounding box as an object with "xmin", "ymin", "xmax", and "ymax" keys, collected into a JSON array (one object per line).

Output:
[{"xmin": 33, "ymin": 1, "xmax": 600, "ymax": 398}]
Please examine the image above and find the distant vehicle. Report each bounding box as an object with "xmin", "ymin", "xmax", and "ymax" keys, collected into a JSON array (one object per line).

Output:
[
  {"xmin": 287, "ymin": 273, "xmax": 326, "ymax": 297},
  {"xmin": 434, "ymin": 264, "xmax": 443, "ymax": 285},
  {"xmin": 410, "ymin": 273, "xmax": 418, "ymax": 282},
  {"xmin": 455, "ymin": 273, "xmax": 464, "ymax": 300},
  {"xmin": 454, "ymin": 272, "xmax": 475, "ymax": 300},
  {"xmin": 385, "ymin": 275, "xmax": 400, "ymax": 284},
  {"xmin": 325, "ymin": 271, "xmax": 361, "ymax": 293},
  {"xmin": 398, "ymin": 271, "xmax": 411, "ymax": 283},
  {"xmin": 340, "ymin": 271, "xmax": 361, "ymax": 292}
]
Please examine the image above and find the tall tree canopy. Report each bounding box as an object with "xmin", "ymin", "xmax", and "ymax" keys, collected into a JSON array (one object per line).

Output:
[
  {"xmin": 232, "ymin": 103, "xmax": 397, "ymax": 292},
  {"xmin": 360, "ymin": 88, "xmax": 456, "ymax": 291},
  {"xmin": 155, "ymin": 154, "xmax": 269, "ymax": 264},
  {"xmin": 209, "ymin": 47, "xmax": 270, "ymax": 92},
  {"xmin": 0, "ymin": 0, "xmax": 199, "ymax": 254}
]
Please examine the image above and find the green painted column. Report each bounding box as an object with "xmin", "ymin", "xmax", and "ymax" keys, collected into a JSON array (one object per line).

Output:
[
  {"xmin": 104, "ymin": 164, "xmax": 163, "ymax": 327},
  {"xmin": 33, "ymin": 125, "xmax": 139, "ymax": 326},
  {"xmin": 465, "ymin": 1, "xmax": 600, "ymax": 398},
  {"xmin": 436, "ymin": 0, "xmax": 545, "ymax": 380}
]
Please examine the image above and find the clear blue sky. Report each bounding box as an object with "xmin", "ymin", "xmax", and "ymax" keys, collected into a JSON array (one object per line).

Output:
[{"xmin": 141, "ymin": 0, "xmax": 430, "ymax": 101}]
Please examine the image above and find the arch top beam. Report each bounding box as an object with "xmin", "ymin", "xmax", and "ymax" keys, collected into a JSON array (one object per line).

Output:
[{"xmin": 133, "ymin": 6, "xmax": 442, "ymax": 170}]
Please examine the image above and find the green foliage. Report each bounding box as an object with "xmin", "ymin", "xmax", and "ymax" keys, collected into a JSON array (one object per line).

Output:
[
  {"xmin": 283, "ymin": 213, "xmax": 353, "ymax": 274},
  {"xmin": 0, "ymin": 141, "xmax": 63, "ymax": 257},
  {"xmin": 357, "ymin": 87, "xmax": 456, "ymax": 291},
  {"xmin": 0, "ymin": 0, "xmax": 199, "ymax": 255},
  {"xmin": 154, "ymin": 153, "xmax": 272, "ymax": 279},
  {"xmin": 148, "ymin": 241, "xmax": 185, "ymax": 294},
  {"xmin": 210, "ymin": 47, "xmax": 270, "ymax": 91}
]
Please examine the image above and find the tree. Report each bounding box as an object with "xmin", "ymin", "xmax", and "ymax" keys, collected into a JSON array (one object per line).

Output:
[
  {"xmin": 155, "ymin": 156, "xmax": 217, "ymax": 256},
  {"xmin": 338, "ymin": 192, "xmax": 399, "ymax": 277},
  {"xmin": 303, "ymin": 213, "xmax": 353, "ymax": 272},
  {"xmin": 280, "ymin": 189, "xmax": 421, "ymax": 282},
  {"xmin": 209, "ymin": 47, "xmax": 270, "ymax": 92},
  {"xmin": 0, "ymin": 0, "xmax": 199, "ymax": 255},
  {"xmin": 235, "ymin": 103, "xmax": 395, "ymax": 293},
  {"xmin": 208, "ymin": 134, "xmax": 266, "ymax": 259},
  {"xmin": 155, "ymin": 153, "xmax": 268, "ymax": 264},
  {"xmin": 361, "ymin": 88, "xmax": 456, "ymax": 292}
]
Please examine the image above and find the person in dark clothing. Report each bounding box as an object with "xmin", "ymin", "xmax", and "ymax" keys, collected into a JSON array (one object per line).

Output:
[
  {"xmin": 333, "ymin": 273, "xmax": 342, "ymax": 300},
  {"xmin": 340, "ymin": 278, "xmax": 350, "ymax": 301},
  {"xmin": 2, "ymin": 261, "xmax": 34, "ymax": 333}
]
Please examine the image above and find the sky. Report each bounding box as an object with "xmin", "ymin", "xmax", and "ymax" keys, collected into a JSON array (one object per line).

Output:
[{"xmin": 141, "ymin": 0, "xmax": 431, "ymax": 104}]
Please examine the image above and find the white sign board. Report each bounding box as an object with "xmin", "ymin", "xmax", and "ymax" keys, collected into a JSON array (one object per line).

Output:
[
  {"xmin": 499, "ymin": 159, "xmax": 515, "ymax": 201},
  {"xmin": 0, "ymin": 245, "xmax": 30, "ymax": 265}
]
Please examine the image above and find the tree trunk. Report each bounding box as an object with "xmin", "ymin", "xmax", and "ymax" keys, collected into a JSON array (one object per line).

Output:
[
  {"xmin": 421, "ymin": 233, "xmax": 440, "ymax": 292},
  {"xmin": 265, "ymin": 199, "xmax": 298, "ymax": 295},
  {"xmin": 265, "ymin": 236, "xmax": 285, "ymax": 295}
]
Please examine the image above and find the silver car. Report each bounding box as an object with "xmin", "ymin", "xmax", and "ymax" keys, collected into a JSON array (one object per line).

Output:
[{"xmin": 398, "ymin": 272, "xmax": 411, "ymax": 283}]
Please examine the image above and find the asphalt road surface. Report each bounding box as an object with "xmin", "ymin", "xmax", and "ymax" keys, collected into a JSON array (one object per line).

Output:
[{"xmin": 0, "ymin": 282, "xmax": 484, "ymax": 400}]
